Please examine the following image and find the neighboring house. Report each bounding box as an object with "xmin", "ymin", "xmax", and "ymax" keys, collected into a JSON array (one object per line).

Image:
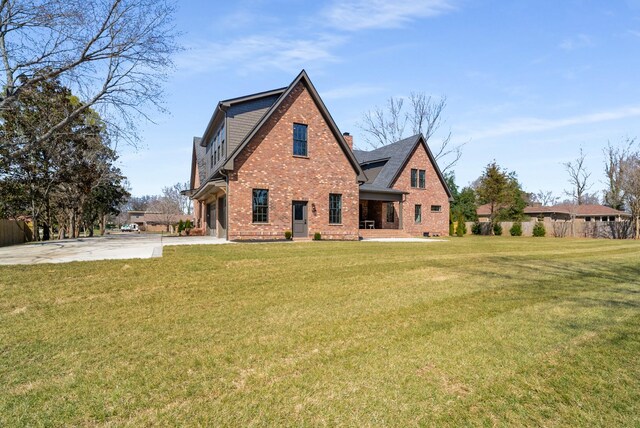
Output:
[
  {"xmin": 476, "ymin": 203, "xmax": 630, "ymax": 222},
  {"xmin": 186, "ymin": 70, "xmax": 451, "ymax": 240},
  {"xmin": 126, "ymin": 211, "xmax": 194, "ymax": 232}
]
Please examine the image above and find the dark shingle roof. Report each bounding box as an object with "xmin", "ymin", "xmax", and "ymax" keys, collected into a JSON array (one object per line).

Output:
[
  {"xmin": 359, "ymin": 183, "xmax": 407, "ymax": 194},
  {"xmin": 353, "ymin": 135, "xmax": 422, "ymax": 188}
]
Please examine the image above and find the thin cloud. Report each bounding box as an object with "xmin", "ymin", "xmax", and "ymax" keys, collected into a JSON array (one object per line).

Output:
[
  {"xmin": 176, "ymin": 34, "xmax": 344, "ymax": 75},
  {"xmin": 559, "ymin": 34, "xmax": 594, "ymax": 50},
  {"xmin": 322, "ymin": 84, "xmax": 385, "ymax": 100},
  {"xmin": 465, "ymin": 105, "xmax": 640, "ymax": 141},
  {"xmin": 322, "ymin": 0, "xmax": 456, "ymax": 31}
]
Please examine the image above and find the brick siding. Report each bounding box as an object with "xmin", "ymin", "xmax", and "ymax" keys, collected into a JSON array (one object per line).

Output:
[
  {"xmin": 392, "ymin": 143, "xmax": 450, "ymax": 236},
  {"xmin": 227, "ymin": 82, "xmax": 359, "ymax": 240}
]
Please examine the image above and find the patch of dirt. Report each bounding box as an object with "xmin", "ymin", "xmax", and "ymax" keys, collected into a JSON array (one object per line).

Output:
[{"xmin": 417, "ymin": 362, "xmax": 472, "ymax": 397}]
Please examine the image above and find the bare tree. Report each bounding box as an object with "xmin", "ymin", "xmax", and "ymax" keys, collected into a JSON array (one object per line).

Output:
[
  {"xmin": 533, "ymin": 190, "xmax": 558, "ymax": 206},
  {"xmin": 358, "ymin": 92, "xmax": 464, "ymax": 173},
  {"xmin": 621, "ymin": 154, "xmax": 640, "ymax": 239},
  {"xmin": 563, "ymin": 148, "xmax": 593, "ymax": 205},
  {"xmin": 603, "ymin": 137, "xmax": 636, "ymax": 210},
  {"xmin": 0, "ymin": 0, "xmax": 180, "ymax": 146},
  {"xmin": 147, "ymin": 195, "xmax": 181, "ymax": 232},
  {"xmin": 164, "ymin": 182, "xmax": 192, "ymax": 214}
]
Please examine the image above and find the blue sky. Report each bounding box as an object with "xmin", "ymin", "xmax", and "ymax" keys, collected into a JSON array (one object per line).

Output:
[{"xmin": 120, "ymin": 0, "xmax": 640, "ymax": 201}]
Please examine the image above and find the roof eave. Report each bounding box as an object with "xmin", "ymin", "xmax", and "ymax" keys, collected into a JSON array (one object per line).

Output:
[{"xmin": 223, "ymin": 69, "xmax": 365, "ymax": 179}]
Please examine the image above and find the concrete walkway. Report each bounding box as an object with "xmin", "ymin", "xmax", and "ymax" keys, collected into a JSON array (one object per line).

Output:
[{"xmin": 0, "ymin": 233, "xmax": 230, "ymax": 265}]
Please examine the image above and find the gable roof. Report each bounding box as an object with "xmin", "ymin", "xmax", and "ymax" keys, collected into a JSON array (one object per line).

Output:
[
  {"xmin": 222, "ymin": 70, "xmax": 366, "ymax": 182},
  {"xmin": 200, "ymin": 87, "xmax": 287, "ymax": 147},
  {"xmin": 190, "ymin": 137, "xmax": 206, "ymax": 190},
  {"xmin": 353, "ymin": 134, "xmax": 453, "ymax": 199}
]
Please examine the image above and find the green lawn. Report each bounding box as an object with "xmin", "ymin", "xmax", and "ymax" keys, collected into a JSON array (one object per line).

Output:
[{"xmin": 1, "ymin": 238, "xmax": 639, "ymax": 426}]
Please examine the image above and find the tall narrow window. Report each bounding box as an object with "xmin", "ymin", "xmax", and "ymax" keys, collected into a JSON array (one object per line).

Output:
[
  {"xmin": 386, "ymin": 202, "xmax": 395, "ymax": 223},
  {"xmin": 411, "ymin": 169, "xmax": 418, "ymax": 187},
  {"xmin": 293, "ymin": 123, "xmax": 308, "ymax": 156},
  {"xmin": 415, "ymin": 204, "xmax": 422, "ymax": 224},
  {"xmin": 419, "ymin": 170, "xmax": 426, "ymax": 188},
  {"xmin": 252, "ymin": 189, "xmax": 269, "ymax": 223},
  {"xmin": 329, "ymin": 193, "xmax": 342, "ymax": 224}
]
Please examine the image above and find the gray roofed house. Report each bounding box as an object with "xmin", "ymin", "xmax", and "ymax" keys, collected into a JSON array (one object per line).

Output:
[
  {"xmin": 186, "ymin": 70, "xmax": 452, "ymax": 240},
  {"xmin": 354, "ymin": 134, "xmax": 452, "ymax": 199}
]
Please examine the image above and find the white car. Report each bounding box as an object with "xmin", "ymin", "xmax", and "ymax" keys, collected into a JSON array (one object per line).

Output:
[{"xmin": 120, "ymin": 223, "xmax": 140, "ymax": 233}]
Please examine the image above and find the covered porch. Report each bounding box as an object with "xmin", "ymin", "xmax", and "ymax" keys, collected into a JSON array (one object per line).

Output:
[
  {"xmin": 359, "ymin": 185, "xmax": 408, "ymax": 235},
  {"xmin": 189, "ymin": 178, "xmax": 228, "ymax": 239}
]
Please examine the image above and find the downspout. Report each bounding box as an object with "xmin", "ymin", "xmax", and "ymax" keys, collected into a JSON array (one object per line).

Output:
[{"xmin": 220, "ymin": 169, "xmax": 229, "ymax": 240}]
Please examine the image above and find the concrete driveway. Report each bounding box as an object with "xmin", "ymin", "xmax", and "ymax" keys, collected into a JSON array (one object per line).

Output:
[{"xmin": 0, "ymin": 233, "xmax": 230, "ymax": 265}]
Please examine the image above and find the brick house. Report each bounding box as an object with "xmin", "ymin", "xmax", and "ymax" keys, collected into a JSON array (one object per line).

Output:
[{"xmin": 187, "ymin": 70, "xmax": 451, "ymax": 240}]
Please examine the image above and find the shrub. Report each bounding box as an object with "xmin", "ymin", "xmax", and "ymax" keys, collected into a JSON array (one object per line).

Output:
[
  {"xmin": 184, "ymin": 219, "xmax": 192, "ymax": 229},
  {"xmin": 455, "ymin": 214, "xmax": 466, "ymax": 237},
  {"xmin": 493, "ymin": 222, "xmax": 503, "ymax": 236},
  {"xmin": 177, "ymin": 219, "xmax": 184, "ymax": 235},
  {"xmin": 449, "ymin": 221, "xmax": 455, "ymax": 236},
  {"xmin": 510, "ymin": 222, "xmax": 523, "ymax": 236},
  {"xmin": 313, "ymin": 232, "xmax": 322, "ymax": 241},
  {"xmin": 533, "ymin": 222, "xmax": 546, "ymax": 237},
  {"xmin": 284, "ymin": 230, "xmax": 292, "ymax": 240},
  {"xmin": 471, "ymin": 221, "xmax": 482, "ymax": 235}
]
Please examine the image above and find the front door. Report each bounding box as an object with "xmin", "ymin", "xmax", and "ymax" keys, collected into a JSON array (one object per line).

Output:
[{"xmin": 292, "ymin": 201, "xmax": 308, "ymax": 238}]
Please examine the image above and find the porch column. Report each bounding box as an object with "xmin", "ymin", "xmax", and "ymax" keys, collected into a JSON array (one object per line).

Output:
[{"xmin": 398, "ymin": 201, "xmax": 403, "ymax": 229}]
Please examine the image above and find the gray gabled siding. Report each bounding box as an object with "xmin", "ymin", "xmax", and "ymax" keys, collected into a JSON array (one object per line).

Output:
[{"xmin": 226, "ymin": 95, "xmax": 280, "ymax": 155}]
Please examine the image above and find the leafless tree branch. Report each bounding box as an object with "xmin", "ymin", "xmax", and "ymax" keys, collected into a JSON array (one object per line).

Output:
[{"xmin": 0, "ymin": 0, "xmax": 180, "ymax": 147}]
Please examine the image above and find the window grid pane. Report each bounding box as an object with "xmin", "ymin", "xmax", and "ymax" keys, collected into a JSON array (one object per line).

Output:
[
  {"xmin": 329, "ymin": 194, "xmax": 342, "ymax": 224},
  {"xmin": 252, "ymin": 189, "xmax": 269, "ymax": 223},
  {"xmin": 293, "ymin": 123, "xmax": 308, "ymax": 156},
  {"xmin": 411, "ymin": 169, "xmax": 417, "ymax": 187},
  {"xmin": 419, "ymin": 170, "xmax": 426, "ymax": 188},
  {"xmin": 415, "ymin": 204, "xmax": 422, "ymax": 223}
]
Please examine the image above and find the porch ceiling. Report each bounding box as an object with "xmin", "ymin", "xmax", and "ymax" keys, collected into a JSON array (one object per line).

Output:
[
  {"xmin": 359, "ymin": 188, "xmax": 404, "ymax": 202},
  {"xmin": 192, "ymin": 179, "xmax": 226, "ymax": 201}
]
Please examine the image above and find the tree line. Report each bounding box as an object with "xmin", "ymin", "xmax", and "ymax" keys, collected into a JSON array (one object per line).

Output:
[
  {"xmin": 445, "ymin": 138, "xmax": 640, "ymax": 239},
  {"xmin": 0, "ymin": 0, "xmax": 179, "ymax": 240},
  {"xmin": 0, "ymin": 77, "xmax": 128, "ymax": 239}
]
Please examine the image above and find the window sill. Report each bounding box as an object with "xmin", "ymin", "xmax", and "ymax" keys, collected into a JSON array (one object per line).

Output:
[
  {"xmin": 328, "ymin": 223, "xmax": 343, "ymax": 226},
  {"xmin": 293, "ymin": 155, "xmax": 309, "ymax": 159},
  {"xmin": 252, "ymin": 222, "xmax": 271, "ymax": 225}
]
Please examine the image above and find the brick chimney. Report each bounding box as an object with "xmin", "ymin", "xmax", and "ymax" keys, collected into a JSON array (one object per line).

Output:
[{"xmin": 343, "ymin": 132, "xmax": 353, "ymax": 150}]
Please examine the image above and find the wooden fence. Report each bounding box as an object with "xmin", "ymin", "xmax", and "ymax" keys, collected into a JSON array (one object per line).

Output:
[
  {"xmin": 0, "ymin": 220, "xmax": 34, "ymax": 247},
  {"xmin": 464, "ymin": 219, "xmax": 633, "ymax": 239}
]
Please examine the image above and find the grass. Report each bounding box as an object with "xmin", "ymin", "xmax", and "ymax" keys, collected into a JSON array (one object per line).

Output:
[{"xmin": 1, "ymin": 237, "xmax": 639, "ymax": 426}]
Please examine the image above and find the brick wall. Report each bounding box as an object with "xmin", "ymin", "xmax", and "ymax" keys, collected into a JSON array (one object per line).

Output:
[
  {"xmin": 227, "ymin": 81, "xmax": 360, "ymax": 240},
  {"xmin": 392, "ymin": 143, "xmax": 450, "ymax": 236}
]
